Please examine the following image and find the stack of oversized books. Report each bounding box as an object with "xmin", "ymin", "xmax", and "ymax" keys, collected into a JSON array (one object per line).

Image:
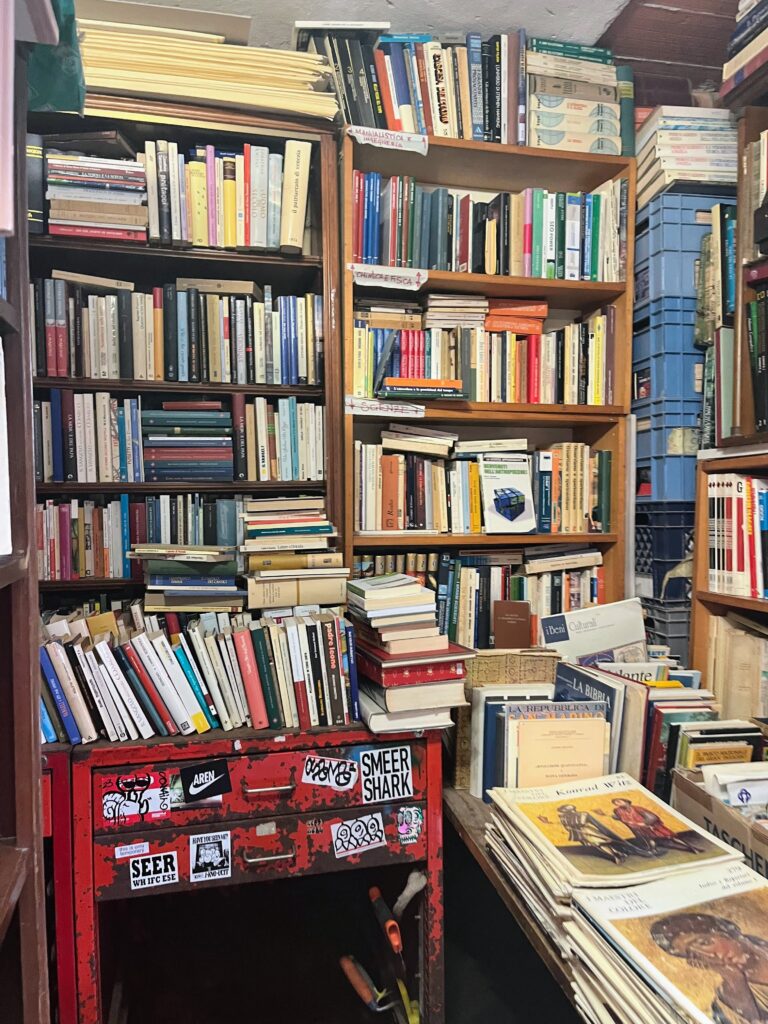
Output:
[
  {"xmin": 45, "ymin": 149, "xmax": 148, "ymax": 242},
  {"xmin": 485, "ymin": 773, "xmax": 767, "ymax": 1024},
  {"xmin": 722, "ymin": 0, "xmax": 768, "ymax": 101},
  {"xmin": 348, "ymin": 574, "xmax": 472, "ymax": 732}
]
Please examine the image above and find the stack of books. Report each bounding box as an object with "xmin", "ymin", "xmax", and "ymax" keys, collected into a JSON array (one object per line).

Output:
[
  {"xmin": 722, "ymin": 0, "xmax": 768, "ymax": 100},
  {"xmin": 348, "ymin": 573, "xmax": 473, "ymax": 732},
  {"xmin": 30, "ymin": 271, "xmax": 324, "ymax": 386},
  {"xmin": 352, "ymin": 172, "xmax": 627, "ymax": 281},
  {"xmin": 44, "ymin": 149, "xmax": 148, "ymax": 242},
  {"xmin": 636, "ymin": 107, "xmax": 737, "ymax": 209},
  {"xmin": 242, "ymin": 496, "xmax": 348, "ymax": 609},
  {"xmin": 484, "ymin": 773, "xmax": 757, "ymax": 1024},
  {"xmin": 130, "ymin": 544, "xmax": 244, "ymax": 614},
  {"xmin": 142, "ymin": 403, "xmax": 233, "ymax": 483},
  {"xmin": 39, "ymin": 602, "xmax": 359, "ymax": 744},
  {"xmin": 354, "ymin": 428, "xmax": 612, "ymax": 536}
]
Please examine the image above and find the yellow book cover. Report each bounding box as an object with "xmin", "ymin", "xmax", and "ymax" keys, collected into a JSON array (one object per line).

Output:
[
  {"xmin": 305, "ymin": 294, "xmax": 316, "ymax": 386},
  {"xmin": 685, "ymin": 744, "xmax": 752, "ymax": 768},
  {"xmin": 353, "ymin": 325, "xmax": 368, "ymax": 398},
  {"xmin": 206, "ymin": 295, "xmax": 221, "ymax": 382},
  {"xmin": 469, "ymin": 462, "xmax": 482, "ymax": 534},
  {"xmin": 187, "ymin": 160, "xmax": 208, "ymax": 247},
  {"xmin": 222, "ymin": 156, "xmax": 237, "ymax": 249},
  {"xmin": 245, "ymin": 402, "xmax": 257, "ymax": 482},
  {"xmin": 152, "ymin": 298, "xmax": 164, "ymax": 382},
  {"xmin": 593, "ymin": 313, "xmax": 605, "ymax": 405},
  {"xmin": 279, "ymin": 140, "xmax": 311, "ymax": 255}
]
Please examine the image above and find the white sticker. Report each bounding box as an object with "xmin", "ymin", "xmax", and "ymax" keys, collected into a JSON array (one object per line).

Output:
[
  {"xmin": 331, "ymin": 812, "xmax": 387, "ymax": 859},
  {"xmin": 345, "ymin": 396, "xmax": 425, "ymax": 418},
  {"xmin": 302, "ymin": 754, "xmax": 359, "ymax": 791},
  {"xmin": 256, "ymin": 821, "xmax": 277, "ymax": 837},
  {"xmin": 129, "ymin": 851, "xmax": 178, "ymax": 890},
  {"xmin": 347, "ymin": 125, "xmax": 429, "ymax": 156},
  {"xmin": 348, "ymin": 263, "xmax": 428, "ymax": 291},
  {"xmin": 396, "ymin": 806, "xmax": 424, "ymax": 845},
  {"xmin": 115, "ymin": 841, "xmax": 149, "ymax": 860},
  {"xmin": 359, "ymin": 746, "xmax": 414, "ymax": 804},
  {"xmin": 189, "ymin": 831, "xmax": 231, "ymax": 883}
]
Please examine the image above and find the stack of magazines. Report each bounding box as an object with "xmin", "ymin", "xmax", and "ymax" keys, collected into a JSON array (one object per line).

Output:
[{"xmin": 485, "ymin": 773, "xmax": 768, "ymax": 1024}]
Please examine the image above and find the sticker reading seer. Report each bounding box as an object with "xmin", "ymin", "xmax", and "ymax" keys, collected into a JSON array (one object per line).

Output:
[
  {"xmin": 360, "ymin": 745, "xmax": 414, "ymax": 803},
  {"xmin": 129, "ymin": 851, "xmax": 179, "ymax": 890}
]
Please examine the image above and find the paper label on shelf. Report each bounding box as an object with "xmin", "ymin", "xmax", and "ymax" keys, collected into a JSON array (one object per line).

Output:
[
  {"xmin": 348, "ymin": 263, "xmax": 428, "ymax": 290},
  {"xmin": 345, "ymin": 396, "xmax": 425, "ymax": 418},
  {"xmin": 347, "ymin": 125, "xmax": 428, "ymax": 155}
]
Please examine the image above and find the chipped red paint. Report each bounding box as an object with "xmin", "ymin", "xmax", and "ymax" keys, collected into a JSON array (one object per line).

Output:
[
  {"xmin": 72, "ymin": 728, "xmax": 445, "ymax": 1023},
  {"xmin": 45, "ymin": 750, "xmax": 78, "ymax": 1024}
]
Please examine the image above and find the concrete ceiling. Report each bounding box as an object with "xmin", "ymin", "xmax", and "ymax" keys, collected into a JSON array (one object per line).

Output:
[{"xmin": 127, "ymin": 0, "xmax": 634, "ymax": 50}]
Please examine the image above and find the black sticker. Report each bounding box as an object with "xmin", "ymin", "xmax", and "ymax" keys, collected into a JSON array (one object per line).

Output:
[{"xmin": 179, "ymin": 759, "xmax": 232, "ymax": 803}]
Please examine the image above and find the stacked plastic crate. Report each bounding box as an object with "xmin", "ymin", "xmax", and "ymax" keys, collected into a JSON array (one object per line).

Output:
[{"xmin": 633, "ymin": 193, "xmax": 734, "ymax": 662}]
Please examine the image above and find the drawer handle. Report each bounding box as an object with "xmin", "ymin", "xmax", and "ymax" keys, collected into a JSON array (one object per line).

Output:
[
  {"xmin": 243, "ymin": 845, "xmax": 296, "ymax": 866},
  {"xmin": 242, "ymin": 783, "xmax": 296, "ymax": 797}
]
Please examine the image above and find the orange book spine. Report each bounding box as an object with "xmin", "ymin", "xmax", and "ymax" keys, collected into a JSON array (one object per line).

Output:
[
  {"xmin": 152, "ymin": 287, "xmax": 164, "ymax": 382},
  {"xmin": 550, "ymin": 450, "xmax": 562, "ymax": 534},
  {"xmin": 383, "ymin": 377, "xmax": 462, "ymax": 388},
  {"xmin": 484, "ymin": 315, "xmax": 545, "ymax": 334},
  {"xmin": 232, "ymin": 629, "xmax": 269, "ymax": 729},
  {"xmin": 488, "ymin": 300, "xmax": 549, "ymax": 317},
  {"xmin": 380, "ymin": 454, "xmax": 401, "ymax": 530}
]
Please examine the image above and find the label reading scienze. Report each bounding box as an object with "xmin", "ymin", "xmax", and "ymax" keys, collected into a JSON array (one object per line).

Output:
[
  {"xmin": 179, "ymin": 759, "xmax": 232, "ymax": 803},
  {"xmin": 360, "ymin": 746, "xmax": 414, "ymax": 803},
  {"xmin": 129, "ymin": 851, "xmax": 179, "ymax": 890},
  {"xmin": 189, "ymin": 831, "xmax": 231, "ymax": 883}
]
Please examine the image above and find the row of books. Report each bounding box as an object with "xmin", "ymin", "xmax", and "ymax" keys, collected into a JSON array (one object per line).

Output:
[
  {"xmin": 705, "ymin": 472, "xmax": 768, "ymax": 598},
  {"xmin": 722, "ymin": 0, "xmax": 768, "ymax": 98},
  {"xmin": 708, "ymin": 611, "xmax": 768, "ymax": 722},
  {"xmin": 36, "ymin": 493, "xmax": 245, "ymax": 583},
  {"xmin": 39, "ymin": 604, "xmax": 359, "ymax": 745},
  {"xmin": 746, "ymin": 287, "xmax": 768, "ymax": 434},
  {"xmin": 352, "ymin": 171, "xmax": 627, "ymax": 282},
  {"xmin": 694, "ymin": 203, "xmax": 737, "ymax": 350},
  {"xmin": 354, "ymin": 428, "xmax": 611, "ymax": 535},
  {"xmin": 352, "ymin": 299, "xmax": 617, "ymax": 405},
  {"xmin": 743, "ymin": 128, "xmax": 768, "ymax": 263},
  {"xmin": 35, "ymin": 133, "xmax": 313, "ymax": 254},
  {"xmin": 31, "ymin": 272, "xmax": 324, "ymax": 387},
  {"xmin": 299, "ymin": 28, "xmax": 633, "ymax": 155},
  {"xmin": 33, "ymin": 394, "xmax": 326, "ymax": 484},
  {"xmin": 636, "ymin": 107, "xmax": 737, "ymax": 209}
]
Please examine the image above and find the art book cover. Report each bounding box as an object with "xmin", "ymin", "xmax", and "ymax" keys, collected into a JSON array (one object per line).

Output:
[
  {"xmin": 478, "ymin": 454, "xmax": 537, "ymax": 534},
  {"xmin": 573, "ymin": 861, "xmax": 768, "ymax": 1024},
  {"xmin": 490, "ymin": 773, "xmax": 741, "ymax": 885},
  {"xmin": 539, "ymin": 598, "xmax": 647, "ymax": 665}
]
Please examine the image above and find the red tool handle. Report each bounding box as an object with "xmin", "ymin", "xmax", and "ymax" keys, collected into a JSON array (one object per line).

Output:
[
  {"xmin": 340, "ymin": 955, "xmax": 378, "ymax": 1011},
  {"xmin": 369, "ymin": 886, "xmax": 403, "ymax": 955}
]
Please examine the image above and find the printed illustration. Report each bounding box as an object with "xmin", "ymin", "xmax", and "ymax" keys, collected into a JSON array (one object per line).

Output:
[
  {"xmin": 396, "ymin": 806, "xmax": 424, "ymax": 845},
  {"xmin": 102, "ymin": 773, "xmax": 154, "ymax": 826},
  {"xmin": 302, "ymin": 754, "xmax": 359, "ymax": 791},
  {"xmin": 331, "ymin": 812, "xmax": 387, "ymax": 858},
  {"xmin": 189, "ymin": 831, "xmax": 231, "ymax": 883}
]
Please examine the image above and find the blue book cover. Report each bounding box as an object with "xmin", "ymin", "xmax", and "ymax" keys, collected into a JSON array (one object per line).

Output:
[
  {"xmin": 371, "ymin": 172, "xmax": 381, "ymax": 263},
  {"xmin": 344, "ymin": 622, "xmax": 361, "ymax": 722},
  {"xmin": 725, "ymin": 211, "xmax": 737, "ymax": 318},
  {"xmin": 582, "ymin": 193, "xmax": 593, "ymax": 280},
  {"xmin": 554, "ymin": 662, "xmax": 624, "ymax": 769},
  {"xmin": 729, "ymin": 0, "xmax": 768, "ymax": 55},
  {"xmin": 378, "ymin": 33, "xmax": 433, "ymax": 42},
  {"xmin": 289, "ymin": 295, "xmax": 299, "ymax": 386},
  {"xmin": 39, "ymin": 646, "xmax": 81, "ymax": 744},
  {"xmin": 215, "ymin": 498, "xmax": 237, "ymax": 546},
  {"xmin": 411, "ymin": 186, "xmax": 423, "ymax": 273},
  {"xmin": 120, "ymin": 493, "xmax": 131, "ymax": 577},
  {"xmin": 362, "ymin": 171, "xmax": 372, "ymax": 264},
  {"xmin": 467, "ymin": 34, "xmax": 485, "ymax": 141},
  {"xmin": 278, "ymin": 296, "xmax": 290, "ymax": 388},
  {"xmin": 50, "ymin": 388, "xmax": 64, "ymax": 482},
  {"xmin": 40, "ymin": 697, "xmax": 57, "ymax": 744},
  {"xmin": 384, "ymin": 42, "xmax": 413, "ymax": 118},
  {"xmin": 116, "ymin": 406, "xmax": 127, "ymax": 482},
  {"xmin": 129, "ymin": 400, "xmax": 142, "ymax": 481},
  {"xmin": 174, "ymin": 645, "xmax": 219, "ymax": 728},
  {"xmin": 405, "ymin": 43, "xmax": 426, "ymax": 134},
  {"xmin": 177, "ymin": 289, "xmax": 189, "ymax": 382}
]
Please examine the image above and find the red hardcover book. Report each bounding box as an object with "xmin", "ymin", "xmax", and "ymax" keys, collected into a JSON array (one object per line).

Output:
[
  {"xmin": 121, "ymin": 641, "xmax": 178, "ymax": 735},
  {"xmin": 143, "ymin": 448, "xmax": 233, "ymax": 460},
  {"xmin": 232, "ymin": 628, "xmax": 269, "ymax": 728},
  {"xmin": 48, "ymin": 224, "xmax": 147, "ymax": 242},
  {"xmin": 457, "ymin": 194, "xmax": 471, "ymax": 273},
  {"xmin": 58, "ymin": 504, "xmax": 70, "ymax": 580},
  {"xmin": 231, "ymin": 392, "xmax": 247, "ymax": 480},
  {"xmin": 129, "ymin": 502, "xmax": 146, "ymax": 581},
  {"xmin": 488, "ymin": 299, "xmax": 549, "ymax": 317},
  {"xmin": 44, "ymin": 287, "xmax": 58, "ymax": 377},
  {"xmin": 164, "ymin": 613, "xmax": 182, "ymax": 638},
  {"xmin": 484, "ymin": 315, "xmax": 545, "ymax": 334},
  {"xmin": 416, "ymin": 329, "xmax": 425, "ymax": 378},
  {"xmin": 356, "ymin": 647, "xmax": 468, "ymax": 687},
  {"xmin": 374, "ymin": 47, "xmax": 402, "ymax": 131},
  {"xmin": 161, "ymin": 401, "xmax": 223, "ymax": 411},
  {"xmin": 243, "ymin": 142, "xmax": 251, "ymax": 246},
  {"xmin": 414, "ymin": 43, "xmax": 434, "ymax": 136}
]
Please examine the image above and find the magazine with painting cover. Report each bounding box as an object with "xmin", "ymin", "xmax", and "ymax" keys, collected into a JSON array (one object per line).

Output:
[
  {"xmin": 572, "ymin": 861, "xmax": 768, "ymax": 1024},
  {"xmin": 538, "ymin": 598, "xmax": 647, "ymax": 665},
  {"xmin": 488, "ymin": 773, "xmax": 742, "ymax": 889},
  {"xmin": 477, "ymin": 454, "xmax": 537, "ymax": 534}
]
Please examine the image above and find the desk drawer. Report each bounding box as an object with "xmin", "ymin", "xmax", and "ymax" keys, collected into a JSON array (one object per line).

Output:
[
  {"xmin": 93, "ymin": 741, "xmax": 426, "ymax": 834},
  {"xmin": 93, "ymin": 801, "xmax": 428, "ymax": 900}
]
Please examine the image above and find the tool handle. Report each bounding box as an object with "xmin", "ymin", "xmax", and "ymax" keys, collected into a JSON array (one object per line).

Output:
[
  {"xmin": 369, "ymin": 886, "xmax": 403, "ymax": 954},
  {"xmin": 340, "ymin": 956, "xmax": 379, "ymax": 1011}
]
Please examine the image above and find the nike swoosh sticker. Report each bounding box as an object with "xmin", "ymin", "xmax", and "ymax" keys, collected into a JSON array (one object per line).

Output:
[{"xmin": 188, "ymin": 773, "xmax": 224, "ymax": 796}]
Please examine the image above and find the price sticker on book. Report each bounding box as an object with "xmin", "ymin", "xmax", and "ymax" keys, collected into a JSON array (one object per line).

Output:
[
  {"xmin": 347, "ymin": 263, "xmax": 428, "ymax": 291},
  {"xmin": 347, "ymin": 125, "xmax": 428, "ymax": 155}
]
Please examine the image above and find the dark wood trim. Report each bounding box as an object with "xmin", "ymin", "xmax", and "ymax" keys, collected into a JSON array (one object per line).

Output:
[
  {"xmin": 36, "ymin": 480, "xmax": 325, "ymax": 495},
  {"xmin": 33, "ymin": 376, "xmax": 324, "ymax": 398}
]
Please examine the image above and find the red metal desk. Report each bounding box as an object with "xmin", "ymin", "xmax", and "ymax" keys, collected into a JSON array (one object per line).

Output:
[{"xmin": 71, "ymin": 727, "xmax": 444, "ymax": 1023}]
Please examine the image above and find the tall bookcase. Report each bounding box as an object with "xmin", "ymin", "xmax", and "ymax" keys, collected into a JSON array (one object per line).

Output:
[{"xmin": 341, "ymin": 135, "xmax": 636, "ymax": 599}]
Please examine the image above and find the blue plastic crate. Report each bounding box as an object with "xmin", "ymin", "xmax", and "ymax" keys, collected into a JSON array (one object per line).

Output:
[
  {"xmin": 636, "ymin": 413, "xmax": 700, "ymax": 461},
  {"xmin": 632, "ymin": 305, "xmax": 698, "ymax": 363},
  {"xmin": 632, "ymin": 350, "xmax": 704, "ymax": 406},
  {"xmin": 642, "ymin": 597, "xmax": 691, "ymax": 639},
  {"xmin": 635, "ymin": 502, "xmax": 694, "ymax": 600},
  {"xmin": 633, "ymin": 393, "xmax": 703, "ymax": 422},
  {"xmin": 637, "ymin": 454, "xmax": 697, "ymax": 501}
]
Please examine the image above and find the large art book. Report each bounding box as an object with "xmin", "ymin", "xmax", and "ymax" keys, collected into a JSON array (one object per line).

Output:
[
  {"xmin": 538, "ymin": 598, "xmax": 646, "ymax": 664},
  {"xmin": 573, "ymin": 861, "xmax": 768, "ymax": 1024},
  {"xmin": 489, "ymin": 773, "xmax": 741, "ymax": 890}
]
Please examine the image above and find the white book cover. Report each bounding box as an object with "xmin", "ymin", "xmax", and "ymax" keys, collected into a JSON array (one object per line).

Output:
[
  {"xmin": 203, "ymin": 630, "xmax": 242, "ymax": 727},
  {"xmin": 250, "ymin": 145, "xmax": 269, "ymax": 249},
  {"xmin": 478, "ymin": 455, "xmax": 537, "ymax": 534},
  {"xmin": 73, "ymin": 642, "xmax": 118, "ymax": 742},
  {"xmin": 82, "ymin": 647, "xmax": 126, "ymax": 742},
  {"xmin": 186, "ymin": 626, "xmax": 232, "ymax": 730},
  {"xmin": 130, "ymin": 633, "xmax": 195, "ymax": 735},
  {"xmin": 143, "ymin": 141, "xmax": 160, "ymax": 242},
  {"xmin": 95, "ymin": 658, "xmax": 137, "ymax": 740},
  {"xmin": 95, "ymin": 639, "xmax": 154, "ymax": 739},
  {"xmin": 46, "ymin": 641, "xmax": 98, "ymax": 742},
  {"xmin": 131, "ymin": 291, "xmax": 147, "ymax": 380},
  {"xmin": 152, "ymin": 632, "xmax": 211, "ymax": 734},
  {"xmin": 222, "ymin": 631, "xmax": 250, "ymax": 726},
  {"xmin": 539, "ymin": 598, "xmax": 647, "ymax": 665}
]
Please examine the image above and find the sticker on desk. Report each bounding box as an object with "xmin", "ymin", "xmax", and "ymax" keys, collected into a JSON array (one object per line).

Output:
[
  {"xmin": 345, "ymin": 396, "xmax": 425, "ymax": 418},
  {"xmin": 114, "ymin": 841, "xmax": 149, "ymax": 861},
  {"xmin": 302, "ymin": 754, "xmax": 359, "ymax": 791},
  {"xmin": 129, "ymin": 851, "xmax": 178, "ymax": 890},
  {"xmin": 396, "ymin": 806, "xmax": 424, "ymax": 846},
  {"xmin": 360, "ymin": 746, "xmax": 414, "ymax": 804},
  {"xmin": 348, "ymin": 263, "xmax": 428, "ymax": 291},
  {"xmin": 347, "ymin": 125, "xmax": 428, "ymax": 155},
  {"xmin": 331, "ymin": 813, "xmax": 387, "ymax": 858},
  {"xmin": 99, "ymin": 770, "xmax": 223, "ymax": 828},
  {"xmin": 189, "ymin": 831, "xmax": 231, "ymax": 883},
  {"xmin": 179, "ymin": 759, "xmax": 232, "ymax": 803}
]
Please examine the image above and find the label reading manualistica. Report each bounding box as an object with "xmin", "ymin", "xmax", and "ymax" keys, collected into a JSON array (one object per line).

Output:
[
  {"xmin": 129, "ymin": 851, "xmax": 179, "ymax": 890},
  {"xmin": 347, "ymin": 125, "xmax": 429, "ymax": 155}
]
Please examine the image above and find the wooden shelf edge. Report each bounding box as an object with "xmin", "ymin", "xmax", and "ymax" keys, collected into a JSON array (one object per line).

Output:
[
  {"xmin": 443, "ymin": 787, "xmax": 575, "ymax": 1004},
  {"xmin": 0, "ymin": 298, "xmax": 20, "ymax": 335},
  {"xmin": 699, "ymin": 451, "xmax": 768, "ymax": 472},
  {"xmin": 39, "ymin": 578, "xmax": 144, "ymax": 590},
  {"xmin": 357, "ymin": 402, "xmax": 624, "ymax": 424},
  {"xmin": 353, "ymin": 532, "xmax": 617, "ymax": 548},
  {"xmin": 0, "ymin": 846, "xmax": 29, "ymax": 947},
  {"xmin": 0, "ymin": 552, "xmax": 29, "ymax": 590},
  {"xmin": 36, "ymin": 481, "xmax": 326, "ymax": 495},
  {"xmin": 33, "ymin": 377, "xmax": 324, "ymax": 398},
  {"xmin": 695, "ymin": 590, "xmax": 768, "ymax": 613}
]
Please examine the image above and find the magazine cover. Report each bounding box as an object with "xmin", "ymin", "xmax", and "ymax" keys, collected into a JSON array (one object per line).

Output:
[
  {"xmin": 478, "ymin": 455, "xmax": 537, "ymax": 534},
  {"xmin": 539, "ymin": 599, "xmax": 647, "ymax": 665},
  {"xmin": 490, "ymin": 773, "xmax": 742, "ymax": 885},
  {"xmin": 574, "ymin": 862, "xmax": 768, "ymax": 1024}
]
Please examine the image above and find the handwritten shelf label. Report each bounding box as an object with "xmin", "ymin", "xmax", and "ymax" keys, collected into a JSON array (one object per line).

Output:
[
  {"xmin": 345, "ymin": 396, "xmax": 425, "ymax": 418},
  {"xmin": 347, "ymin": 125, "xmax": 428, "ymax": 155},
  {"xmin": 348, "ymin": 263, "xmax": 428, "ymax": 291}
]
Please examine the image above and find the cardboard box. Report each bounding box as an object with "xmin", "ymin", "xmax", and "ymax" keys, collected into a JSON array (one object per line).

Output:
[{"xmin": 671, "ymin": 769, "xmax": 768, "ymax": 878}]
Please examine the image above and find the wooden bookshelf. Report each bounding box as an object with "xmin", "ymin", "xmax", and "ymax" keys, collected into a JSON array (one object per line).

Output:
[
  {"xmin": 31, "ymin": 96, "xmax": 343, "ymax": 597},
  {"xmin": 341, "ymin": 132, "xmax": 635, "ymax": 604},
  {"xmin": 0, "ymin": 49, "xmax": 49, "ymax": 1024}
]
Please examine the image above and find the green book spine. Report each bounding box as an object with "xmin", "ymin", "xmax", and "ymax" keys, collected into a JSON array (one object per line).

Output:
[
  {"xmin": 590, "ymin": 194, "xmax": 601, "ymax": 283},
  {"xmin": 555, "ymin": 192, "xmax": 566, "ymax": 279},
  {"xmin": 448, "ymin": 558, "xmax": 462, "ymax": 643},
  {"xmin": 617, "ymin": 66, "xmax": 635, "ymax": 158},
  {"xmin": 249, "ymin": 625, "xmax": 283, "ymax": 729},
  {"xmin": 529, "ymin": 38, "xmax": 614, "ymax": 64},
  {"xmin": 532, "ymin": 188, "xmax": 545, "ymax": 278},
  {"xmin": 407, "ymin": 177, "xmax": 417, "ymax": 269},
  {"xmin": 598, "ymin": 450, "xmax": 612, "ymax": 532}
]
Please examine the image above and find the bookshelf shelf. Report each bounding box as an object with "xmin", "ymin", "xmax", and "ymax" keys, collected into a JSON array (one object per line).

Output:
[
  {"xmin": 32, "ymin": 377, "xmax": 325, "ymax": 399},
  {"xmin": 353, "ymin": 532, "xmax": 617, "ymax": 548},
  {"xmin": 695, "ymin": 590, "xmax": 768, "ymax": 614},
  {"xmin": 36, "ymin": 480, "xmax": 325, "ymax": 495},
  {"xmin": 0, "ymin": 298, "xmax": 19, "ymax": 335},
  {"xmin": 39, "ymin": 579, "xmax": 144, "ymax": 590},
  {"xmin": 0, "ymin": 552, "xmax": 30, "ymax": 590},
  {"xmin": 364, "ymin": 402, "xmax": 625, "ymax": 425},
  {"xmin": 0, "ymin": 846, "xmax": 29, "ymax": 947}
]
